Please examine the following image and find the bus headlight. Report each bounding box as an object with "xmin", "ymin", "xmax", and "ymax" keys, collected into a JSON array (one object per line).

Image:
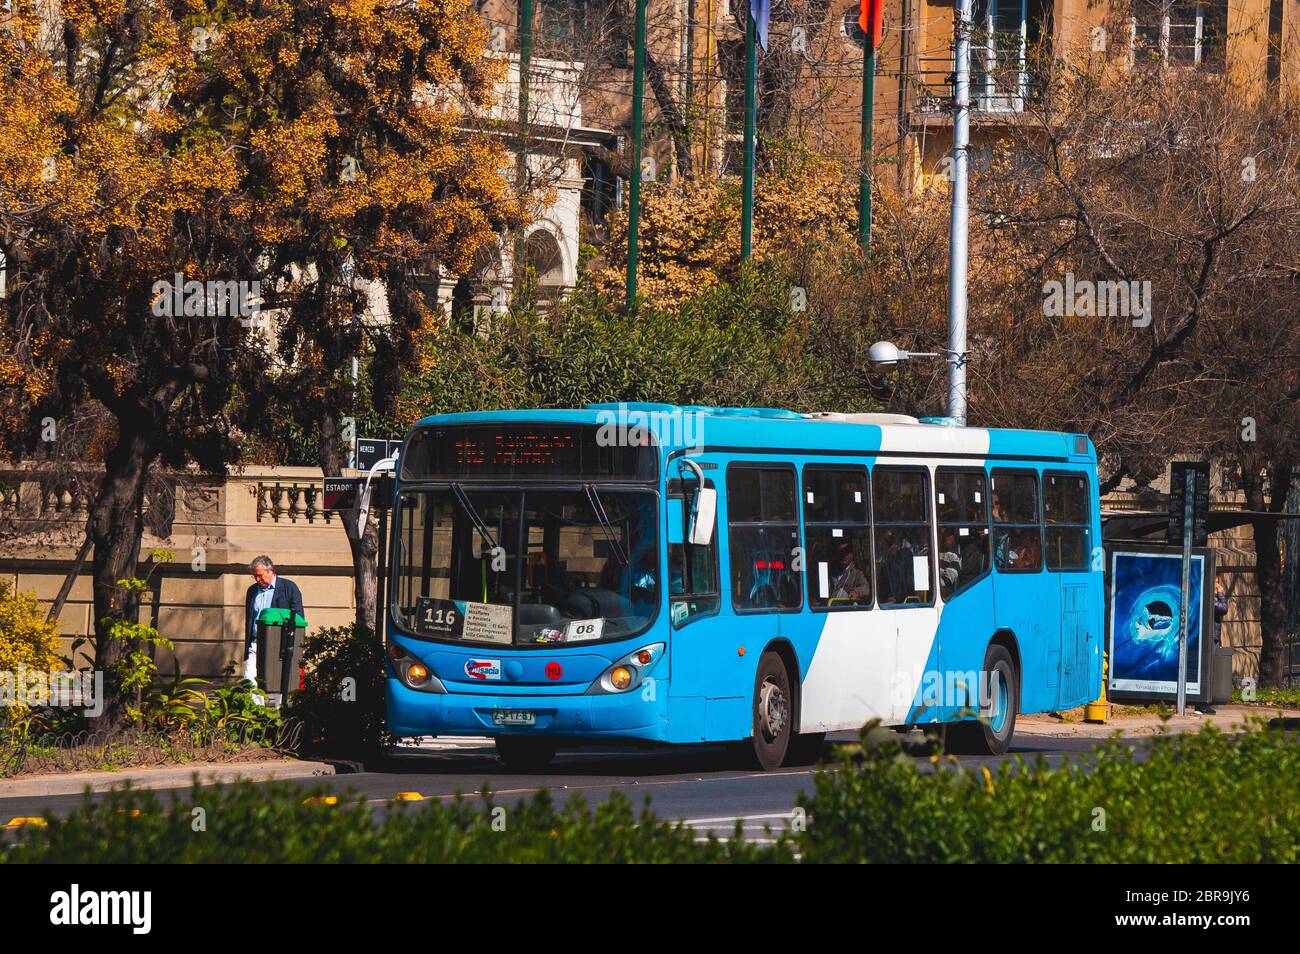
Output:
[
  {"xmin": 388, "ymin": 642, "xmax": 446, "ymax": 694},
  {"xmin": 589, "ymin": 643, "xmax": 664, "ymax": 695}
]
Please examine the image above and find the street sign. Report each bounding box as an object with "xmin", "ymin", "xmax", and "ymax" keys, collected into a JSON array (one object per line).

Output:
[
  {"xmin": 1168, "ymin": 460, "xmax": 1210, "ymax": 716},
  {"xmin": 357, "ymin": 437, "xmax": 402, "ymax": 472},
  {"xmin": 322, "ymin": 475, "xmax": 394, "ymax": 512},
  {"xmin": 1168, "ymin": 461, "xmax": 1210, "ymax": 547},
  {"xmin": 322, "ymin": 477, "xmax": 365, "ymax": 511}
]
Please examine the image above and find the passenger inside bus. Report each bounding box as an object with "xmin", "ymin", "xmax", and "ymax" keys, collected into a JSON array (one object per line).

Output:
[{"xmin": 829, "ymin": 541, "xmax": 870, "ymax": 603}]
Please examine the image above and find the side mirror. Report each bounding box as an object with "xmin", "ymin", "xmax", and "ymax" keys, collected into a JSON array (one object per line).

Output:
[{"xmin": 687, "ymin": 487, "xmax": 717, "ymax": 547}]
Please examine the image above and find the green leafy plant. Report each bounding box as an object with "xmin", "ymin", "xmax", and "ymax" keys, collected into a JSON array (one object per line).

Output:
[
  {"xmin": 290, "ymin": 624, "xmax": 393, "ymax": 758},
  {"xmin": 798, "ymin": 718, "xmax": 1300, "ymax": 863},
  {"xmin": 0, "ymin": 781, "xmax": 793, "ymax": 864}
]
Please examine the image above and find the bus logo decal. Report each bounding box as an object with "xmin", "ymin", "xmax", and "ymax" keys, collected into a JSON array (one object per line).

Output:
[{"xmin": 464, "ymin": 659, "xmax": 502, "ymax": 681}]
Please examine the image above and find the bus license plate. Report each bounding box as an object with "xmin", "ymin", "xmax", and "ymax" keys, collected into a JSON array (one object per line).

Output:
[{"xmin": 492, "ymin": 709, "xmax": 536, "ymax": 726}]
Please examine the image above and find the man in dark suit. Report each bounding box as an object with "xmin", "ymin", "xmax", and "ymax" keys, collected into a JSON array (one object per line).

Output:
[{"xmin": 243, "ymin": 555, "xmax": 305, "ymax": 685}]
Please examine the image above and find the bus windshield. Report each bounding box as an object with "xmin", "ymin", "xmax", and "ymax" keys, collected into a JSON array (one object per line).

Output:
[{"xmin": 392, "ymin": 487, "xmax": 659, "ymax": 646}]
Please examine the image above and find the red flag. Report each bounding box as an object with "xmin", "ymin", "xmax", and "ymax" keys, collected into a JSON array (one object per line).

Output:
[{"xmin": 859, "ymin": 0, "xmax": 884, "ymax": 49}]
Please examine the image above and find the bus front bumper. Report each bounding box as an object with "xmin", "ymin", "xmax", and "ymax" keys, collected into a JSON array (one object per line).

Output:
[{"xmin": 387, "ymin": 679, "xmax": 669, "ymax": 742}]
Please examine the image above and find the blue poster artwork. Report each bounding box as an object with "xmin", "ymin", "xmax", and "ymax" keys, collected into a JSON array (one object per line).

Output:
[{"xmin": 1109, "ymin": 550, "xmax": 1203, "ymax": 695}]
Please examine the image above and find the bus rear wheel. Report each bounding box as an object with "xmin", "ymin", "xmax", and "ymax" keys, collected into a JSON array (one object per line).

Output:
[
  {"xmin": 747, "ymin": 651, "xmax": 793, "ymax": 771},
  {"xmin": 946, "ymin": 644, "xmax": 1018, "ymax": 757},
  {"xmin": 494, "ymin": 736, "xmax": 558, "ymax": 772}
]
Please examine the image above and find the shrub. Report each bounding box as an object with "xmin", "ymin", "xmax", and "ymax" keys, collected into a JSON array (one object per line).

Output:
[
  {"xmin": 290, "ymin": 624, "xmax": 393, "ymax": 758},
  {"xmin": 0, "ymin": 581, "xmax": 63, "ymax": 675},
  {"xmin": 0, "ymin": 581, "xmax": 65, "ymax": 727},
  {"xmin": 798, "ymin": 720, "xmax": 1300, "ymax": 863},
  {"xmin": 0, "ymin": 781, "xmax": 794, "ymax": 864}
]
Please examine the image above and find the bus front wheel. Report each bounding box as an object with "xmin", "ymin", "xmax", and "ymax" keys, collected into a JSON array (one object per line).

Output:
[
  {"xmin": 746, "ymin": 651, "xmax": 794, "ymax": 771},
  {"xmin": 494, "ymin": 736, "xmax": 558, "ymax": 772},
  {"xmin": 946, "ymin": 644, "xmax": 1018, "ymax": 757}
]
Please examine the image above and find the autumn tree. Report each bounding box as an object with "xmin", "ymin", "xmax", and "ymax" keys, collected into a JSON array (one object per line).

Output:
[
  {"xmin": 0, "ymin": 0, "xmax": 269, "ymax": 727},
  {"xmin": 0, "ymin": 0, "xmax": 519, "ymax": 728},
  {"xmin": 182, "ymin": 0, "xmax": 520, "ymax": 633}
]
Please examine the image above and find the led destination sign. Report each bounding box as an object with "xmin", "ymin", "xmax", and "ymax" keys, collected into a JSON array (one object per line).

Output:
[{"xmin": 401, "ymin": 425, "xmax": 657, "ymax": 481}]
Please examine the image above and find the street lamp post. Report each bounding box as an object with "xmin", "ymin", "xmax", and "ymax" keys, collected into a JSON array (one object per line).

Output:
[{"xmin": 866, "ymin": 341, "xmax": 967, "ymax": 424}]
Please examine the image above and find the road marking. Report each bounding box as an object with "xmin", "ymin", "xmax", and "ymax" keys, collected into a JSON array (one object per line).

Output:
[
  {"xmin": 681, "ymin": 811, "xmax": 797, "ymax": 826},
  {"xmin": 5, "ymin": 817, "xmax": 47, "ymax": 829}
]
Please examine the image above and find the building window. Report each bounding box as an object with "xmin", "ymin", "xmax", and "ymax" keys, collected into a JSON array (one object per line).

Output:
[
  {"xmin": 842, "ymin": 9, "xmax": 867, "ymax": 49},
  {"xmin": 1132, "ymin": 0, "xmax": 1227, "ymax": 70},
  {"xmin": 973, "ymin": 0, "xmax": 1029, "ymax": 111}
]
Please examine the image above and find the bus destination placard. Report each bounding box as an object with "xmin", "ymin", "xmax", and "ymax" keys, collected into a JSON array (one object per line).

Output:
[{"xmin": 415, "ymin": 596, "xmax": 512, "ymax": 644}]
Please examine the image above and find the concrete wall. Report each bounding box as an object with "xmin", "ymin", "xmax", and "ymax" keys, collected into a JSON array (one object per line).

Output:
[{"xmin": 0, "ymin": 466, "xmax": 359, "ymax": 680}]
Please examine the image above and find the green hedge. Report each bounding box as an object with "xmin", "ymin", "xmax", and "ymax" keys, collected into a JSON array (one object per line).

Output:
[
  {"xmin": 4, "ymin": 723, "xmax": 1297, "ymax": 863},
  {"xmin": 799, "ymin": 720, "xmax": 1300, "ymax": 863},
  {"xmin": 0, "ymin": 782, "xmax": 792, "ymax": 864}
]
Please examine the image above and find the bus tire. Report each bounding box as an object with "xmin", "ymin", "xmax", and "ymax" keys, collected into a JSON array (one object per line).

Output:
[
  {"xmin": 946, "ymin": 644, "xmax": 1018, "ymax": 757},
  {"xmin": 494, "ymin": 736, "xmax": 558, "ymax": 772},
  {"xmin": 748, "ymin": 651, "xmax": 794, "ymax": 771}
]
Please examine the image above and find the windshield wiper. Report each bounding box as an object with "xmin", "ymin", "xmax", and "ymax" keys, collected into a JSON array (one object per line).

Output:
[
  {"xmin": 450, "ymin": 483, "xmax": 499, "ymax": 555},
  {"xmin": 584, "ymin": 483, "xmax": 628, "ymax": 566}
]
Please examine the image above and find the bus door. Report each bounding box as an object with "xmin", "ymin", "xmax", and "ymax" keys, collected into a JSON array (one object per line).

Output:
[
  {"xmin": 666, "ymin": 461, "xmax": 800, "ymax": 742},
  {"xmin": 1044, "ymin": 471, "xmax": 1096, "ymax": 707},
  {"xmin": 990, "ymin": 469, "xmax": 1061, "ymax": 713}
]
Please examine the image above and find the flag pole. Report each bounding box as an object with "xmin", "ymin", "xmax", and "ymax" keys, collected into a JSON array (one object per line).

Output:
[
  {"xmin": 626, "ymin": 0, "xmax": 648, "ymax": 311},
  {"xmin": 740, "ymin": 11, "xmax": 757, "ymax": 260},
  {"xmin": 858, "ymin": 30, "xmax": 876, "ymax": 249},
  {"xmin": 513, "ymin": 0, "xmax": 533, "ymax": 300}
]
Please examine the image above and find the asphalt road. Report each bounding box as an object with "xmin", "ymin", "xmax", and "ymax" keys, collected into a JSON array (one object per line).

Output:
[{"xmin": 0, "ymin": 732, "xmax": 1140, "ymax": 841}]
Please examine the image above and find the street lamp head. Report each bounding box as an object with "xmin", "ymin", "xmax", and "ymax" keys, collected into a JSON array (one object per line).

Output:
[{"xmin": 868, "ymin": 340, "xmax": 906, "ymax": 367}]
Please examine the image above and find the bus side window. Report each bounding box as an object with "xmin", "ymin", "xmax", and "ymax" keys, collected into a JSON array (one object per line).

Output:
[
  {"xmin": 727, "ymin": 465, "xmax": 801, "ymax": 612},
  {"xmin": 991, "ymin": 471, "xmax": 1043, "ymax": 572},
  {"xmin": 1044, "ymin": 473, "xmax": 1090, "ymax": 571},
  {"xmin": 803, "ymin": 466, "xmax": 872, "ymax": 609},
  {"xmin": 668, "ymin": 492, "xmax": 720, "ymax": 626},
  {"xmin": 936, "ymin": 468, "xmax": 990, "ymax": 599},
  {"xmin": 872, "ymin": 467, "xmax": 933, "ymax": 606}
]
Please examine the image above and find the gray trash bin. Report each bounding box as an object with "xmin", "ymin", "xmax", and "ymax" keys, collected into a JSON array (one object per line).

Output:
[
  {"xmin": 255, "ymin": 608, "xmax": 308, "ymax": 699},
  {"xmin": 1211, "ymin": 647, "xmax": 1235, "ymax": 705}
]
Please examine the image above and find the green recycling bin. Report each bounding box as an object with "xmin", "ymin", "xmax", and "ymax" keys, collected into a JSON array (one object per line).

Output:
[{"xmin": 255, "ymin": 607, "xmax": 309, "ymax": 697}]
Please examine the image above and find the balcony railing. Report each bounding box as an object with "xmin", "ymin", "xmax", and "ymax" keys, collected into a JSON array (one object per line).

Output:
[{"xmin": 909, "ymin": 47, "xmax": 1044, "ymax": 119}]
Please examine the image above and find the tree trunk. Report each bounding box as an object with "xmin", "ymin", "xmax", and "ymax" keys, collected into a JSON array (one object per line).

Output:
[
  {"xmin": 88, "ymin": 420, "xmax": 154, "ymax": 730},
  {"xmin": 1239, "ymin": 458, "xmax": 1291, "ymax": 689},
  {"xmin": 319, "ymin": 412, "xmax": 379, "ymax": 635}
]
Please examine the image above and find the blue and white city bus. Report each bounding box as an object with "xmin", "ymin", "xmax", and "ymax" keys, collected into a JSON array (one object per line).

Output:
[{"xmin": 384, "ymin": 405, "xmax": 1104, "ymax": 770}]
